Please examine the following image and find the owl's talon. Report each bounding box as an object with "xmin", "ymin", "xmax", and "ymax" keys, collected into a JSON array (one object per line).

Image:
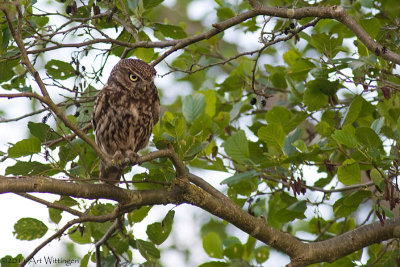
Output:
[{"xmin": 125, "ymin": 150, "xmax": 139, "ymax": 165}]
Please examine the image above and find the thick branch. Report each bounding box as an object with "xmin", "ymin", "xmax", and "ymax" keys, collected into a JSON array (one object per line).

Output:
[{"xmin": 1, "ymin": 175, "xmax": 400, "ymax": 267}]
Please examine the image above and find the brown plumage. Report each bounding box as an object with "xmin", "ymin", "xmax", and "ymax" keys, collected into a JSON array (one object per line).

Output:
[{"xmin": 92, "ymin": 59, "xmax": 160, "ymax": 183}]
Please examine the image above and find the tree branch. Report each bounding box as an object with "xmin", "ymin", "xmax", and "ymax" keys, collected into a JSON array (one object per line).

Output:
[{"xmin": 2, "ymin": 175, "xmax": 399, "ymax": 267}]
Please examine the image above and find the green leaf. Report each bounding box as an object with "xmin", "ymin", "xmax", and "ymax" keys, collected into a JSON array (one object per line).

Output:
[
  {"xmin": 134, "ymin": 47, "xmax": 154, "ymax": 62},
  {"xmin": 283, "ymin": 127, "xmax": 302, "ymax": 155},
  {"xmin": 337, "ymin": 159, "xmax": 361, "ymax": 185},
  {"xmin": 258, "ymin": 123, "xmax": 285, "ymax": 149},
  {"xmin": 29, "ymin": 16, "xmax": 49, "ymax": 28},
  {"xmin": 333, "ymin": 191, "xmax": 371, "ymax": 217},
  {"xmin": 355, "ymin": 127, "xmax": 383, "ymax": 150},
  {"xmin": 283, "ymin": 49, "xmax": 301, "ymax": 66},
  {"xmin": 332, "ymin": 128, "xmax": 357, "ymax": 148},
  {"xmin": 108, "ymin": 233, "xmax": 129, "ymax": 254},
  {"xmin": 13, "ymin": 218, "xmax": 47, "ymax": 240},
  {"xmin": 223, "ymin": 237, "xmax": 244, "ymax": 259},
  {"xmin": 0, "ymin": 59, "xmax": 19, "ymax": 83},
  {"xmin": 220, "ymin": 170, "xmax": 260, "ymax": 186},
  {"xmin": 342, "ymin": 96, "xmax": 363, "ymax": 126},
  {"xmin": 59, "ymin": 144, "xmax": 79, "ymax": 167},
  {"xmin": 370, "ymin": 169, "xmax": 385, "ymax": 190},
  {"xmin": 136, "ymin": 239, "xmax": 160, "ymax": 261},
  {"xmin": 8, "ymin": 137, "xmax": 41, "ymax": 158},
  {"xmin": 303, "ymin": 79, "xmax": 331, "ymax": 111},
  {"xmin": 45, "ymin": 59, "xmax": 75, "ymax": 80},
  {"xmin": 309, "ymin": 33, "xmax": 343, "ymax": 57},
  {"xmin": 154, "ymin": 23, "xmax": 187, "ymax": 39},
  {"xmin": 222, "ymin": 130, "xmax": 249, "ymax": 162},
  {"xmin": 255, "ymin": 246, "xmax": 270, "ymax": 264},
  {"xmin": 143, "ymin": 0, "xmax": 163, "ymax": 9},
  {"xmin": 277, "ymin": 200, "xmax": 307, "ymax": 223},
  {"xmin": 0, "ymin": 254, "xmax": 24, "ymax": 267},
  {"xmin": 201, "ymin": 90, "xmax": 217, "ymax": 117},
  {"xmin": 360, "ymin": 18, "xmax": 381, "ymax": 38},
  {"xmin": 371, "ymin": 117, "xmax": 384, "ymax": 134},
  {"xmin": 182, "ymin": 94, "xmax": 206, "ymax": 123},
  {"xmin": 49, "ymin": 208, "xmax": 62, "ymax": 224},
  {"xmin": 69, "ymin": 226, "xmax": 92, "ymax": 244},
  {"xmin": 289, "ymin": 58, "xmax": 315, "ymax": 81},
  {"xmin": 146, "ymin": 210, "xmax": 174, "ymax": 245},
  {"xmin": 80, "ymin": 253, "xmax": 91, "ymax": 267},
  {"xmin": 28, "ymin": 122, "xmax": 59, "ymax": 142},
  {"xmin": 128, "ymin": 206, "xmax": 152, "ymax": 224},
  {"xmin": 203, "ymin": 232, "xmax": 223, "ymax": 259},
  {"xmin": 265, "ymin": 106, "xmax": 292, "ymax": 127},
  {"xmin": 5, "ymin": 161, "xmax": 53, "ymax": 176},
  {"xmin": 216, "ymin": 7, "xmax": 235, "ymax": 20},
  {"xmin": 198, "ymin": 262, "xmax": 230, "ymax": 267}
]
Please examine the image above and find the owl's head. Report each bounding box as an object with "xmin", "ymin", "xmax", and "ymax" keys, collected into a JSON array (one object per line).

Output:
[{"xmin": 107, "ymin": 58, "xmax": 156, "ymax": 93}]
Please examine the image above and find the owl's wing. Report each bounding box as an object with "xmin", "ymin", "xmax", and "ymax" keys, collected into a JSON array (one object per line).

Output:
[
  {"xmin": 92, "ymin": 90, "xmax": 106, "ymax": 131},
  {"xmin": 152, "ymin": 85, "xmax": 161, "ymax": 125}
]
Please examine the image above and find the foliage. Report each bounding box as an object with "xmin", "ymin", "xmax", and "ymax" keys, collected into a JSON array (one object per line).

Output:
[{"xmin": 0, "ymin": 0, "xmax": 400, "ymax": 266}]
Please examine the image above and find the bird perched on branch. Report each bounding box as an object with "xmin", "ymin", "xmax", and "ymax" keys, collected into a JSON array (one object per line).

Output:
[{"xmin": 92, "ymin": 58, "xmax": 160, "ymax": 184}]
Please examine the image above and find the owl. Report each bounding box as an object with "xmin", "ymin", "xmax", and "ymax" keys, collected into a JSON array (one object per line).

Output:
[{"xmin": 92, "ymin": 58, "xmax": 160, "ymax": 184}]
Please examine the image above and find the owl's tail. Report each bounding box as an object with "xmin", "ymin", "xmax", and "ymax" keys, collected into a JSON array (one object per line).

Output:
[{"xmin": 99, "ymin": 161, "xmax": 122, "ymax": 184}]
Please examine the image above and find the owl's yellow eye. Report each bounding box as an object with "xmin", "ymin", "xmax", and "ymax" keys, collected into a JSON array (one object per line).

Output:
[{"xmin": 129, "ymin": 73, "xmax": 138, "ymax": 82}]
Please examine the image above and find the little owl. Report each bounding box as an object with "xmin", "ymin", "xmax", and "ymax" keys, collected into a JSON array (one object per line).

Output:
[{"xmin": 92, "ymin": 58, "xmax": 160, "ymax": 183}]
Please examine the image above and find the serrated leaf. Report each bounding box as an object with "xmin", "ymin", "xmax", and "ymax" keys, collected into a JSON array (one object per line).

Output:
[
  {"xmin": 45, "ymin": 59, "xmax": 75, "ymax": 80},
  {"xmin": 222, "ymin": 130, "xmax": 249, "ymax": 162},
  {"xmin": 258, "ymin": 123, "xmax": 285, "ymax": 149},
  {"xmin": 265, "ymin": 106, "xmax": 292, "ymax": 126},
  {"xmin": 337, "ymin": 159, "xmax": 361, "ymax": 185},
  {"xmin": 28, "ymin": 122, "xmax": 59, "ymax": 142},
  {"xmin": 155, "ymin": 23, "xmax": 187, "ymax": 39},
  {"xmin": 13, "ymin": 218, "xmax": 47, "ymax": 240},
  {"xmin": 342, "ymin": 96, "xmax": 363, "ymax": 126},
  {"xmin": 182, "ymin": 94, "xmax": 206, "ymax": 123},
  {"xmin": 220, "ymin": 170, "xmax": 259, "ymax": 186},
  {"xmin": 5, "ymin": 161, "xmax": 53, "ymax": 175},
  {"xmin": 146, "ymin": 210, "xmax": 174, "ymax": 245},
  {"xmin": 136, "ymin": 239, "xmax": 160, "ymax": 261},
  {"xmin": 309, "ymin": 33, "xmax": 343, "ymax": 58},
  {"xmin": 8, "ymin": 138, "xmax": 41, "ymax": 158},
  {"xmin": 332, "ymin": 129, "xmax": 357, "ymax": 148},
  {"xmin": 283, "ymin": 127, "xmax": 302, "ymax": 156},
  {"xmin": 203, "ymin": 232, "xmax": 223, "ymax": 259},
  {"xmin": 303, "ymin": 79, "xmax": 332, "ymax": 111},
  {"xmin": 355, "ymin": 127, "xmax": 383, "ymax": 150},
  {"xmin": 289, "ymin": 58, "xmax": 315, "ymax": 81}
]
